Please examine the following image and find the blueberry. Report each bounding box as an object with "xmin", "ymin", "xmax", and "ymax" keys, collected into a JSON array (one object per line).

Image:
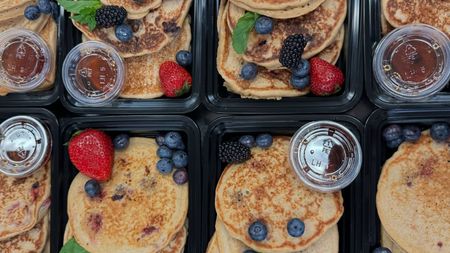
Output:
[
  {"xmin": 255, "ymin": 16, "xmax": 273, "ymax": 34},
  {"xmin": 430, "ymin": 122, "xmax": 450, "ymax": 141},
  {"xmin": 156, "ymin": 135, "xmax": 165, "ymax": 146},
  {"xmin": 382, "ymin": 125, "xmax": 403, "ymax": 141},
  {"xmin": 84, "ymin": 179, "xmax": 101, "ymax": 198},
  {"xmin": 292, "ymin": 59, "xmax": 310, "ymax": 77},
  {"xmin": 156, "ymin": 158, "xmax": 173, "ymax": 174},
  {"xmin": 287, "ymin": 218, "xmax": 305, "ymax": 237},
  {"xmin": 24, "ymin": 5, "xmax": 41, "ymax": 21},
  {"xmin": 176, "ymin": 50, "xmax": 192, "ymax": 67},
  {"xmin": 50, "ymin": 2, "xmax": 60, "ymax": 21},
  {"xmin": 157, "ymin": 145, "xmax": 173, "ymax": 158},
  {"xmin": 113, "ymin": 134, "xmax": 129, "ymax": 150},
  {"xmin": 175, "ymin": 141, "xmax": 186, "ymax": 150},
  {"xmin": 115, "ymin": 24, "xmax": 133, "ymax": 42},
  {"xmin": 290, "ymin": 75, "xmax": 310, "ymax": 89},
  {"xmin": 248, "ymin": 221, "xmax": 267, "ymax": 241},
  {"xmin": 37, "ymin": 0, "xmax": 52, "ymax": 14},
  {"xmin": 372, "ymin": 247, "xmax": 392, "ymax": 253},
  {"xmin": 256, "ymin": 134, "xmax": 273, "ymax": 148},
  {"xmin": 239, "ymin": 135, "xmax": 256, "ymax": 148},
  {"xmin": 402, "ymin": 125, "xmax": 421, "ymax": 142},
  {"xmin": 173, "ymin": 168, "xmax": 188, "ymax": 185},
  {"xmin": 240, "ymin": 63, "xmax": 258, "ymax": 80},
  {"xmin": 172, "ymin": 150, "xmax": 188, "ymax": 168},
  {"xmin": 386, "ymin": 137, "xmax": 404, "ymax": 149},
  {"xmin": 165, "ymin": 132, "xmax": 183, "ymax": 149}
]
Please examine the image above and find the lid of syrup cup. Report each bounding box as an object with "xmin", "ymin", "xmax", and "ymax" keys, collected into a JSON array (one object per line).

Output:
[{"xmin": 289, "ymin": 121, "xmax": 362, "ymax": 192}]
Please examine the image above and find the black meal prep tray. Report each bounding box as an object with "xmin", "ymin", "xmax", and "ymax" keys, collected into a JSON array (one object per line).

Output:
[
  {"xmin": 200, "ymin": 115, "xmax": 364, "ymax": 252},
  {"xmin": 363, "ymin": 109, "xmax": 450, "ymax": 252},
  {"xmin": 363, "ymin": 0, "xmax": 450, "ymax": 109},
  {"xmin": 0, "ymin": 3, "xmax": 64, "ymax": 107},
  {"xmin": 0, "ymin": 108, "xmax": 60, "ymax": 253},
  {"xmin": 203, "ymin": 0, "xmax": 363, "ymax": 114},
  {"xmin": 56, "ymin": 115, "xmax": 202, "ymax": 252},
  {"xmin": 60, "ymin": 1, "xmax": 205, "ymax": 114}
]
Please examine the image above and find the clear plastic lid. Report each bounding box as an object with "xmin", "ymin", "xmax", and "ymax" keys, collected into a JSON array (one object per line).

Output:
[
  {"xmin": 0, "ymin": 29, "xmax": 51, "ymax": 92},
  {"xmin": 289, "ymin": 121, "xmax": 362, "ymax": 192},
  {"xmin": 62, "ymin": 41, "xmax": 125, "ymax": 106},
  {"xmin": 373, "ymin": 24, "xmax": 450, "ymax": 101},
  {"xmin": 0, "ymin": 116, "xmax": 51, "ymax": 178}
]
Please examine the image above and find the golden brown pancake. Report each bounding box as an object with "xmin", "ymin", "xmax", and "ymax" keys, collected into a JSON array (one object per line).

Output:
[
  {"xmin": 229, "ymin": 0, "xmax": 327, "ymax": 19},
  {"xmin": 0, "ymin": 215, "xmax": 49, "ymax": 253},
  {"xmin": 381, "ymin": 226, "xmax": 407, "ymax": 253},
  {"xmin": 206, "ymin": 233, "xmax": 219, "ymax": 253}
]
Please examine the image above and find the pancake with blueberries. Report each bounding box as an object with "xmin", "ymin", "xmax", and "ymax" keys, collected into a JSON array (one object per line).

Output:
[
  {"xmin": 229, "ymin": 0, "xmax": 327, "ymax": 19},
  {"xmin": 215, "ymin": 136, "xmax": 343, "ymax": 252},
  {"xmin": 0, "ymin": 215, "xmax": 49, "ymax": 253},
  {"xmin": 377, "ymin": 131, "xmax": 450, "ymax": 253},
  {"xmin": 67, "ymin": 137, "xmax": 188, "ymax": 253},
  {"xmin": 100, "ymin": 0, "xmax": 162, "ymax": 20}
]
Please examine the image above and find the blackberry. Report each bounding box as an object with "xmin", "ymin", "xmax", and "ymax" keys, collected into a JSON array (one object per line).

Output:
[
  {"xmin": 219, "ymin": 141, "xmax": 251, "ymax": 164},
  {"xmin": 95, "ymin": 5, "xmax": 127, "ymax": 28},
  {"xmin": 279, "ymin": 34, "xmax": 308, "ymax": 69}
]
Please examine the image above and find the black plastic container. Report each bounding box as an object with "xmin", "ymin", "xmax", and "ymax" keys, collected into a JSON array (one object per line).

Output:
[
  {"xmin": 56, "ymin": 115, "xmax": 201, "ymax": 252},
  {"xmin": 363, "ymin": 109, "xmax": 450, "ymax": 252},
  {"xmin": 364, "ymin": 0, "xmax": 450, "ymax": 109},
  {"xmin": 201, "ymin": 115, "xmax": 364, "ymax": 252},
  {"xmin": 0, "ymin": 5, "xmax": 64, "ymax": 107},
  {"xmin": 204, "ymin": 0, "xmax": 363, "ymax": 114},
  {"xmin": 0, "ymin": 108, "xmax": 59, "ymax": 252},
  {"xmin": 60, "ymin": 1, "xmax": 205, "ymax": 114}
]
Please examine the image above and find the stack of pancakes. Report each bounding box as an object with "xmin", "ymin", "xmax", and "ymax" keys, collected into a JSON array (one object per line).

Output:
[
  {"xmin": 217, "ymin": 0, "xmax": 346, "ymax": 99},
  {"xmin": 0, "ymin": 0, "xmax": 57, "ymax": 95},
  {"xmin": 380, "ymin": 0, "xmax": 449, "ymax": 36},
  {"xmin": 376, "ymin": 131, "xmax": 449, "ymax": 253},
  {"xmin": 206, "ymin": 137, "xmax": 343, "ymax": 253},
  {"xmin": 0, "ymin": 162, "xmax": 51, "ymax": 253},
  {"xmin": 64, "ymin": 137, "xmax": 189, "ymax": 253},
  {"xmin": 74, "ymin": 0, "xmax": 192, "ymax": 99}
]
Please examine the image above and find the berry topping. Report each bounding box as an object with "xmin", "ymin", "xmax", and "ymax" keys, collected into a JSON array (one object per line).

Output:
[
  {"xmin": 430, "ymin": 122, "xmax": 450, "ymax": 141},
  {"xmin": 372, "ymin": 247, "xmax": 392, "ymax": 253},
  {"xmin": 255, "ymin": 16, "xmax": 273, "ymax": 34},
  {"xmin": 176, "ymin": 50, "xmax": 192, "ymax": 67},
  {"xmin": 164, "ymin": 132, "xmax": 183, "ymax": 149},
  {"xmin": 248, "ymin": 221, "xmax": 267, "ymax": 241},
  {"xmin": 84, "ymin": 179, "xmax": 101, "ymax": 198},
  {"xmin": 157, "ymin": 145, "xmax": 173, "ymax": 159},
  {"xmin": 256, "ymin": 134, "xmax": 273, "ymax": 148},
  {"xmin": 239, "ymin": 135, "xmax": 256, "ymax": 148},
  {"xmin": 240, "ymin": 63, "xmax": 258, "ymax": 80},
  {"xmin": 95, "ymin": 5, "xmax": 127, "ymax": 28},
  {"xmin": 172, "ymin": 150, "xmax": 188, "ymax": 168},
  {"xmin": 309, "ymin": 57, "xmax": 344, "ymax": 96},
  {"xmin": 37, "ymin": 0, "xmax": 52, "ymax": 14},
  {"xmin": 156, "ymin": 158, "xmax": 174, "ymax": 174},
  {"xmin": 175, "ymin": 141, "xmax": 186, "ymax": 150},
  {"xmin": 290, "ymin": 75, "xmax": 310, "ymax": 89},
  {"xmin": 292, "ymin": 59, "xmax": 310, "ymax": 78},
  {"xmin": 24, "ymin": 5, "xmax": 41, "ymax": 21},
  {"xmin": 279, "ymin": 34, "xmax": 308, "ymax": 69},
  {"xmin": 159, "ymin": 61, "xmax": 192, "ymax": 97},
  {"xmin": 383, "ymin": 124, "xmax": 404, "ymax": 149},
  {"xmin": 113, "ymin": 134, "xmax": 130, "ymax": 150},
  {"xmin": 402, "ymin": 125, "xmax": 421, "ymax": 142},
  {"xmin": 115, "ymin": 24, "xmax": 133, "ymax": 42},
  {"xmin": 68, "ymin": 129, "xmax": 114, "ymax": 181},
  {"xmin": 156, "ymin": 135, "xmax": 165, "ymax": 146},
  {"xmin": 219, "ymin": 141, "xmax": 251, "ymax": 164},
  {"xmin": 173, "ymin": 168, "xmax": 188, "ymax": 185},
  {"xmin": 287, "ymin": 218, "xmax": 305, "ymax": 237}
]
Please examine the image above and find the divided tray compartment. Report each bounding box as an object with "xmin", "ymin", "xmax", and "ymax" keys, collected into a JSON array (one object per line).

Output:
[
  {"xmin": 60, "ymin": 1, "xmax": 205, "ymax": 114},
  {"xmin": 363, "ymin": 0, "xmax": 450, "ymax": 109},
  {"xmin": 201, "ymin": 115, "xmax": 364, "ymax": 252},
  {"xmin": 57, "ymin": 115, "xmax": 202, "ymax": 252},
  {"xmin": 363, "ymin": 109, "xmax": 450, "ymax": 252},
  {"xmin": 204, "ymin": 0, "xmax": 363, "ymax": 114},
  {"xmin": 0, "ymin": 3, "xmax": 64, "ymax": 107},
  {"xmin": 0, "ymin": 108, "xmax": 60, "ymax": 253}
]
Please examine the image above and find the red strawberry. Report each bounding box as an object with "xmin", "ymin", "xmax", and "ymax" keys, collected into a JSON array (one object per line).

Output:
[
  {"xmin": 159, "ymin": 61, "xmax": 192, "ymax": 97},
  {"xmin": 309, "ymin": 57, "xmax": 345, "ymax": 96},
  {"xmin": 68, "ymin": 129, "xmax": 114, "ymax": 181}
]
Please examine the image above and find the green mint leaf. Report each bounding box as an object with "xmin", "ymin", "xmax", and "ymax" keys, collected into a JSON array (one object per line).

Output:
[
  {"xmin": 232, "ymin": 12, "xmax": 260, "ymax": 54},
  {"xmin": 59, "ymin": 238, "xmax": 89, "ymax": 253},
  {"xmin": 57, "ymin": 0, "xmax": 101, "ymax": 14},
  {"xmin": 70, "ymin": 6, "xmax": 97, "ymax": 31}
]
